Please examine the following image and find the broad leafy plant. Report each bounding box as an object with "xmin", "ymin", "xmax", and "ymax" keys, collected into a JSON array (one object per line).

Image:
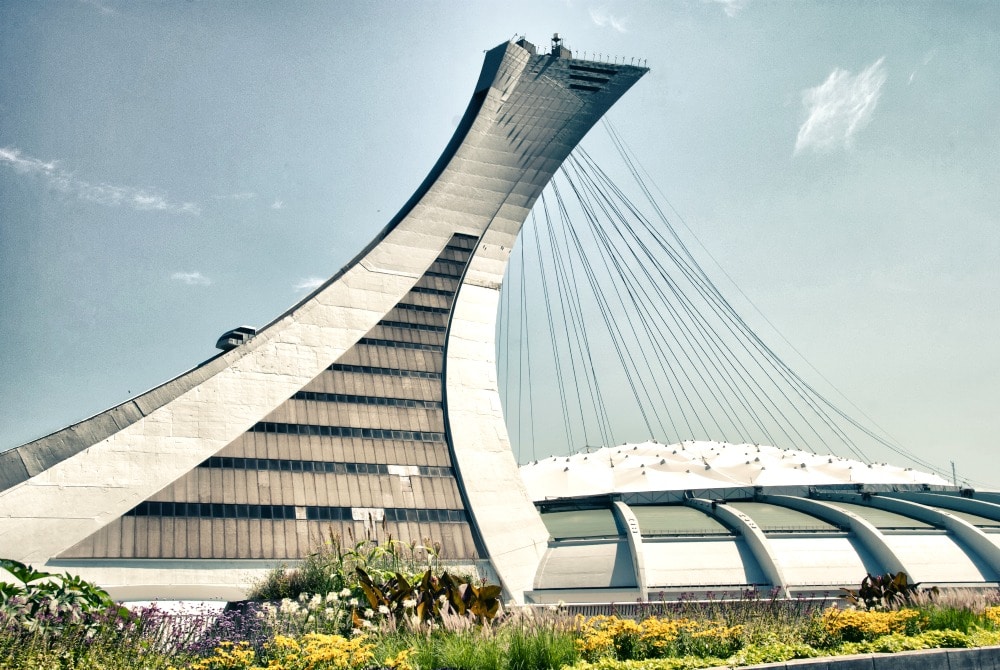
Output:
[
  {"xmin": 840, "ymin": 572, "xmax": 920, "ymax": 611},
  {"xmin": 0, "ymin": 558, "xmax": 130, "ymax": 632},
  {"xmin": 355, "ymin": 566, "xmax": 503, "ymax": 627}
]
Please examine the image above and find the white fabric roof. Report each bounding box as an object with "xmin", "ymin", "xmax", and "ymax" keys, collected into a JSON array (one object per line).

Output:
[{"xmin": 519, "ymin": 440, "xmax": 950, "ymax": 501}]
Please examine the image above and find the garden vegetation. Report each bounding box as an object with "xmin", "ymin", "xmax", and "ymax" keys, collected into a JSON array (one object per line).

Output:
[{"xmin": 4, "ymin": 537, "xmax": 1000, "ymax": 670}]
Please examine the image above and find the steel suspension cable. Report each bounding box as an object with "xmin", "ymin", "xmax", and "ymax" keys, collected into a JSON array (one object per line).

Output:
[
  {"xmin": 598, "ymin": 122, "xmax": 930, "ymax": 464},
  {"xmin": 572, "ymin": 148, "xmax": 854, "ymax": 456},
  {"xmin": 530, "ymin": 204, "xmax": 577, "ymax": 452},
  {"xmin": 549, "ymin": 180, "xmax": 659, "ymax": 439}
]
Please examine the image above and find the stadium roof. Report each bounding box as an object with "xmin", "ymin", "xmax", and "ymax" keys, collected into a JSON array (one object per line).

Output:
[{"xmin": 520, "ymin": 440, "xmax": 950, "ymax": 501}]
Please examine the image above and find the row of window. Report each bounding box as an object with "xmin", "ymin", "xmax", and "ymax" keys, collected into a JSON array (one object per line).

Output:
[
  {"xmin": 378, "ymin": 320, "xmax": 447, "ymax": 333},
  {"xmin": 425, "ymin": 271, "xmax": 462, "ymax": 280},
  {"xmin": 309, "ymin": 507, "xmax": 466, "ymax": 523},
  {"xmin": 432, "ymin": 256, "xmax": 468, "ymax": 268},
  {"xmin": 568, "ymin": 63, "xmax": 618, "ymax": 76},
  {"xmin": 357, "ymin": 338, "xmax": 443, "ymax": 352},
  {"xmin": 568, "ymin": 73, "xmax": 610, "ymax": 85},
  {"xmin": 127, "ymin": 502, "xmax": 298, "ymax": 519},
  {"xmin": 327, "ymin": 363, "xmax": 441, "ymax": 380},
  {"xmin": 125, "ymin": 501, "xmax": 466, "ymax": 524},
  {"xmin": 429, "ymin": 262, "xmax": 463, "ymax": 274},
  {"xmin": 248, "ymin": 422, "xmax": 445, "ymax": 443},
  {"xmin": 395, "ymin": 302, "xmax": 451, "ymax": 315},
  {"xmin": 409, "ymin": 286, "xmax": 455, "ymax": 298},
  {"xmin": 198, "ymin": 456, "xmax": 453, "ymax": 477},
  {"xmin": 293, "ymin": 391, "xmax": 441, "ymax": 409},
  {"xmin": 447, "ymin": 234, "xmax": 478, "ymax": 248}
]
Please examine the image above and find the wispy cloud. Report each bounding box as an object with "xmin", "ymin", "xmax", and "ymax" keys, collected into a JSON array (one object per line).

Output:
[
  {"xmin": 293, "ymin": 277, "xmax": 325, "ymax": 292},
  {"xmin": 703, "ymin": 0, "xmax": 748, "ymax": 18},
  {"xmin": 908, "ymin": 49, "xmax": 936, "ymax": 85},
  {"xmin": 795, "ymin": 57, "xmax": 887, "ymax": 155},
  {"xmin": 215, "ymin": 191, "xmax": 257, "ymax": 201},
  {"xmin": 271, "ymin": 199, "xmax": 285, "ymax": 210},
  {"xmin": 171, "ymin": 271, "xmax": 212, "ymax": 286},
  {"xmin": 0, "ymin": 146, "xmax": 201, "ymax": 215},
  {"xmin": 589, "ymin": 8, "xmax": 628, "ymax": 33}
]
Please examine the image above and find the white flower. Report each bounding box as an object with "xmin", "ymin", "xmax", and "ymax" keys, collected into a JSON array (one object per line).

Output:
[
  {"xmin": 340, "ymin": 588, "xmax": 352, "ymax": 597},
  {"xmin": 297, "ymin": 593, "xmax": 308, "ymax": 603},
  {"xmin": 325, "ymin": 592, "xmax": 338, "ymax": 603},
  {"xmin": 349, "ymin": 598, "xmax": 359, "ymax": 607},
  {"xmin": 364, "ymin": 608, "xmax": 374, "ymax": 618},
  {"xmin": 324, "ymin": 607, "xmax": 336, "ymax": 618},
  {"xmin": 378, "ymin": 605, "xmax": 390, "ymax": 615},
  {"xmin": 309, "ymin": 594, "xmax": 322, "ymax": 610},
  {"xmin": 402, "ymin": 598, "xmax": 416, "ymax": 609}
]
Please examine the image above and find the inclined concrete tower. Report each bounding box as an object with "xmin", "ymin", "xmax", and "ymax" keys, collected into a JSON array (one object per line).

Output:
[{"xmin": 0, "ymin": 37, "xmax": 647, "ymax": 601}]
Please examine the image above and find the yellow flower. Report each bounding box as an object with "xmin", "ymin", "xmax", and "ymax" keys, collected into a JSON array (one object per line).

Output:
[
  {"xmin": 821, "ymin": 607, "xmax": 922, "ymax": 641},
  {"xmin": 383, "ymin": 648, "xmax": 415, "ymax": 670},
  {"xmin": 187, "ymin": 641, "xmax": 257, "ymax": 670}
]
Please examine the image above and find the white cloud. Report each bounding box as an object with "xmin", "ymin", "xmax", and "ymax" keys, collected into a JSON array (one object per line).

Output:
[
  {"xmin": 0, "ymin": 146, "xmax": 200, "ymax": 215},
  {"xmin": 795, "ymin": 57, "xmax": 887, "ymax": 155},
  {"xmin": 703, "ymin": 0, "xmax": 748, "ymax": 17},
  {"xmin": 293, "ymin": 277, "xmax": 325, "ymax": 292},
  {"xmin": 271, "ymin": 199, "xmax": 285, "ymax": 210},
  {"xmin": 171, "ymin": 271, "xmax": 212, "ymax": 286},
  {"xmin": 589, "ymin": 8, "xmax": 627, "ymax": 33}
]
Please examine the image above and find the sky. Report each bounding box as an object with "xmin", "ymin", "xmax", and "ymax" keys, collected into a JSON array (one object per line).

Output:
[{"xmin": 1, "ymin": 2, "xmax": 998, "ymax": 487}]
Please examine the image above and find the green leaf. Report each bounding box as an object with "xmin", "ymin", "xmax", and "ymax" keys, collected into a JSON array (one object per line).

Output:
[{"xmin": 1, "ymin": 558, "xmax": 52, "ymax": 586}]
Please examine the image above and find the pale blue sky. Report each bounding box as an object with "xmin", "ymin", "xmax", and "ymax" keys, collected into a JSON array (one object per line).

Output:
[{"xmin": 1, "ymin": 2, "xmax": 998, "ymax": 486}]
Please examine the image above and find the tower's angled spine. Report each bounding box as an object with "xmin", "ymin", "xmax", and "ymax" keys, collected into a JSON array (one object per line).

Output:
[{"xmin": 0, "ymin": 38, "xmax": 646, "ymax": 602}]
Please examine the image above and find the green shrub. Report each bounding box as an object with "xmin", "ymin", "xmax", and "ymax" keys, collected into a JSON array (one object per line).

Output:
[
  {"xmin": 725, "ymin": 640, "xmax": 820, "ymax": 665},
  {"xmin": 247, "ymin": 531, "xmax": 440, "ymax": 603},
  {"xmin": 0, "ymin": 558, "xmax": 131, "ymax": 633}
]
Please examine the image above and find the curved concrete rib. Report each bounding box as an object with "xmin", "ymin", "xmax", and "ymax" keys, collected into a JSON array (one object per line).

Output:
[
  {"xmin": 884, "ymin": 491, "xmax": 1000, "ymax": 522},
  {"xmin": 611, "ymin": 501, "xmax": 648, "ymax": 601},
  {"xmin": 0, "ymin": 38, "xmax": 647, "ymax": 602},
  {"xmin": 687, "ymin": 498, "xmax": 790, "ymax": 598},
  {"xmin": 859, "ymin": 494, "xmax": 1000, "ymax": 579},
  {"xmin": 759, "ymin": 494, "xmax": 908, "ymax": 577}
]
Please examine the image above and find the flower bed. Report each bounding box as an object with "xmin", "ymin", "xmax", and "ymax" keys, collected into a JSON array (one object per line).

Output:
[{"xmin": 5, "ymin": 546, "xmax": 1000, "ymax": 670}]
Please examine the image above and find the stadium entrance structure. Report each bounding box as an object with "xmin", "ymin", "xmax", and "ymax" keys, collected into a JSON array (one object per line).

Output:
[{"xmin": 0, "ymin": 36, "xmax": 647, "ymax": 602}]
